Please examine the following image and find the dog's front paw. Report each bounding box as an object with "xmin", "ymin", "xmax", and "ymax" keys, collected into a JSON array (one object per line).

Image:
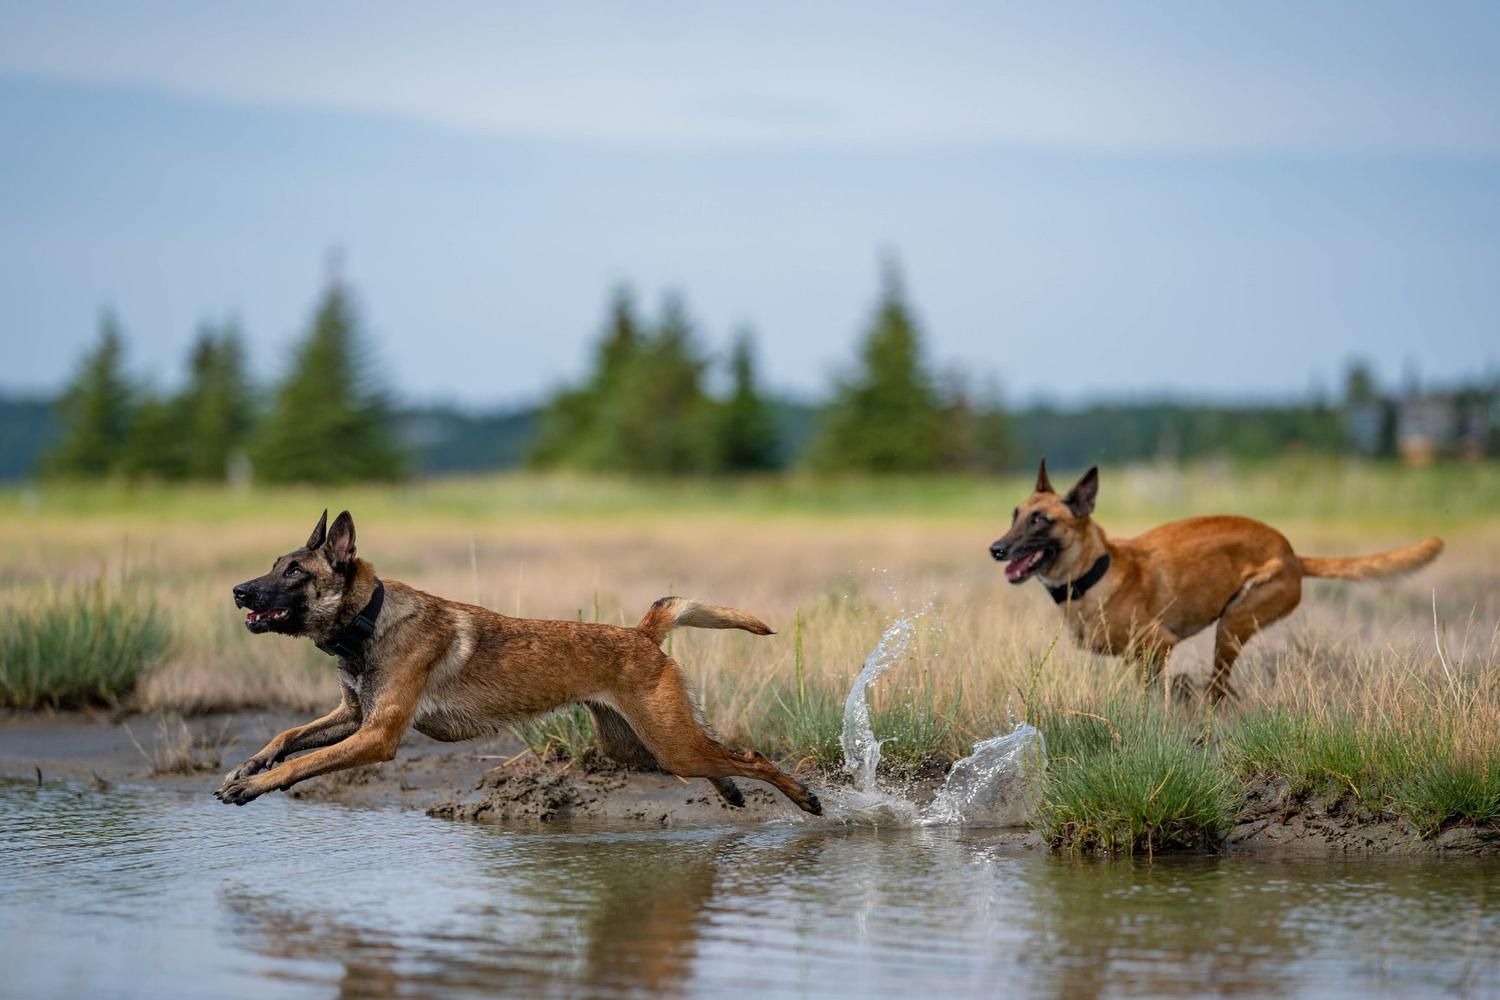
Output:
[
  {"xmin": 215, "ymin": 774, "xmax": 272, "ymax": 806},
  {"xmin": 220, "ymin": 754, "xmax": 274, "ymax": 788}
]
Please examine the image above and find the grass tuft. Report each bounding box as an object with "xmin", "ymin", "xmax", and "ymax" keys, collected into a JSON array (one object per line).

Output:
[
  {"xmin": 1390, "ymin": 750, "xmax": 1500, "ymax": 835},
  {"xmin": 1, "ymin": 582, "xmax": 171, "ymax": 709},
  {"xmin": 509, "ymin": 705, "xmax": 597, "ymax": 762},
  {"xmin": 1039, "ymin": 698, "xmax": 1239, "ymax": 854}
]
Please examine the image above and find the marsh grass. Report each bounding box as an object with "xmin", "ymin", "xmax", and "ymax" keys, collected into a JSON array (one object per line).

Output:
[
  {"xmin": 0, "ymin": 580, "xmax": 171, "ymax": 709},
  {"xmin": 510, "ymin": 706, "xmax": 597, "ymax": 762},
  {"xmin": 3, "ymin": 464, "xmax": 1497, "ymax": 851},
  {"xmin": 1035, "ymin": 698, "xmax": 1238, "ymax": 854},
  {"xmin": 1392, "ymin": 753, "xmax": 1500, "ymax": 834},
  {"xmin": 124, "ymin": 714, "xmax": 234, "ymax": 775}
]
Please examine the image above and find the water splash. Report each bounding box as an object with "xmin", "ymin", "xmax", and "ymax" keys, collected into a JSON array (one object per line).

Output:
[
  {"xmin": 840, "ymin": 608, "xmax": 925, "ymax": 792},
  {"xmin": 829, "ymin": 608, "xmax": 1046, "ymax": 828},
  {"xmin": 921, "ymin": 725, "xmax": 1045, "ymax": 828},
  {"xmin": 833, "ymin": 609, "xmax": 928, "ymax": 825}
]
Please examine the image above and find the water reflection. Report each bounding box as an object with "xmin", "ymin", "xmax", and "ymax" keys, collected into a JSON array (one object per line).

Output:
[{"xmin": 2, "ymin": 780, "xmax": 1498, "ymax": 999}]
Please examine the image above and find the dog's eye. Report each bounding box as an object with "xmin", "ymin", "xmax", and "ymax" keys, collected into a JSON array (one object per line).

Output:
[
  {"xmin": 283, "ymin": 563, "xmax": 303, "ymax": 578},
  {"xmin": 1031, "ymin": 512, "xmax": 1049, "ymax": 526}
]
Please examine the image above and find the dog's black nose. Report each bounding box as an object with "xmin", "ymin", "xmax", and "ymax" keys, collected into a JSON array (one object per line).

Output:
[
  {"xmin": 233, "ymin": 583, "xmax": 252, "ymax": 606},
  {"xmin": 990, "ymin": 541, "xmax": 1008, "ymax": 561}
]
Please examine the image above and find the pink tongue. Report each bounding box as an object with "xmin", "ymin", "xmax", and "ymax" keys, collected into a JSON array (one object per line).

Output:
[{"xmin": 1006, "ymin": 551, "xmax": 1040, "ymax": 581}]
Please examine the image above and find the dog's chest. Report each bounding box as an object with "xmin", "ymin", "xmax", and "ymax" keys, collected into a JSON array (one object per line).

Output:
[
  {"xmin": 1058, "ymin": 595, "xmax": 1131, "ymax": 655},
  {"xmin": 338, "ymin": 664, "xmax": 376, "ymax": 713}
]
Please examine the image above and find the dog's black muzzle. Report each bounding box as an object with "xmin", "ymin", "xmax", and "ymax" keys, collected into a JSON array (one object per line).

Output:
[{"xmin": 233, "ymin": 581, "xmax": 265, "ymax": 610}]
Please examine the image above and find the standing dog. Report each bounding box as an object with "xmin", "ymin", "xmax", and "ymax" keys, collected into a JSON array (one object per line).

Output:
[
  {"xmin": 218, "ymin": 510, "xmax": 821, "ymax": 814},
  {"xmin": 989, "ymin": 460, "xmax": 1442, "ymax": 701}
]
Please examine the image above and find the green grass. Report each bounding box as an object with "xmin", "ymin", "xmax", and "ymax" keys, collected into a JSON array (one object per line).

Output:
[
  {"xmin": 1223, "ymin": 711, "xmax": 1390, "ymax": 801},
  {"xmin": 1392, "ymin": 753, "xmax": 1500, "ymax": 835},
  {"xmin": 6, "ymin": 459, "xmax": 1498, "ymax": 529},
  {"xmin": 0, "ymin": 582, "xmax": 171, "ymax": 709},
  {"xmin": 1222, "ymin": 710, "xmax": 1500, "ymax": 834},
  {"xmin": 509, "ymin": 705, "xmax": 598, "ymax": 762},
  {"xmin": 1036, "ymin": 699, "xmax": 1240, "ymax": 854}
]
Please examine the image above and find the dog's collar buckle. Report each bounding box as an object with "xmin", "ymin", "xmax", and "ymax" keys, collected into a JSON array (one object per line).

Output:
[
  {"xmin": 1046, "ymin": 554, "xmax": 1111, "ymax": 605},
  {"xmin": 316, "ymin": 580, "xmax": 385, "ymax": 666}
]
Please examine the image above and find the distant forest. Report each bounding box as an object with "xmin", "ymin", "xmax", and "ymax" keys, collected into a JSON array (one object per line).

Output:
[{"xmin": 3, "ymin": 263, "xmax": 1495, "ymax": 483}]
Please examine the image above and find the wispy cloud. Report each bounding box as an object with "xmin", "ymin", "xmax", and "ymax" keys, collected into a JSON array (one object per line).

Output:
[{"xmin": 1, "ymin": 1, "xmax": 1497, "ymax": 156}]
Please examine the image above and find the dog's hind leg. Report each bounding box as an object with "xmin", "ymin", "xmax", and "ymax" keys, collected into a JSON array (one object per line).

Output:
[
  {"xmin": 588, "ymin": 703, "xmax": 662, "ymax": 770},
  {"xmin": 616, "ymin": 665, "xmax": 821, "ymax": 815},
  {"xmin": 588, "ymin": 702, "xmax": 747, "ymax": 808},
  {"xmin": 1209, "ymin": 561, "xmax": 1302, "ymax": 704}
]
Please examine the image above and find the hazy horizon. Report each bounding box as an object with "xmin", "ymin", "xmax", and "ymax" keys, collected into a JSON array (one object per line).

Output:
[{"xmin": 2, "ymin": 2, "xmax": 1497, "ymax": 408}]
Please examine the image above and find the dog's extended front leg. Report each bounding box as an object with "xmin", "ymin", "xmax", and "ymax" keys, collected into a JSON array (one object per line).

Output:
[
  {"xmin": 217, "ymin": 672, "xmax": 424, "ymax": 806},
  {"xmin": 216, "ymin": 725, "xmax": 401, "ymax": 805},
  {"xmin": 218, "ymin": 692, "xmax": 360, "ymax": 791}
]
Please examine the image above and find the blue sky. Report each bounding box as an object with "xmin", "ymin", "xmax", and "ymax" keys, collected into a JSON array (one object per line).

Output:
[{"xmin": 1, "ymin": 2, "xmax": 1497, "ymax": 406}]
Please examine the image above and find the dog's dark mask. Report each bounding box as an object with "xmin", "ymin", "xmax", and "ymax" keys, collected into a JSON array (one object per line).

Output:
[
  {"xmin": 989, "ymin": 459, "xmax": 1098, "ymax": 584},
  {"xmin": 232, "ymin": 509, "xmax": 358, "ymax": 636}
]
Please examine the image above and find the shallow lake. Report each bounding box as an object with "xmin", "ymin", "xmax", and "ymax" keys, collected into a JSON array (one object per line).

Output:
[{"xmin": 1, "ymin": 779, "xmax": 1496, "ymax": 999}]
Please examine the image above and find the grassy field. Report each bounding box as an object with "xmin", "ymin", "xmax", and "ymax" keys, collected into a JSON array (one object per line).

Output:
[{"xmin": 2, "ymin": 460, "xmax": 1497, "ymax": 850}]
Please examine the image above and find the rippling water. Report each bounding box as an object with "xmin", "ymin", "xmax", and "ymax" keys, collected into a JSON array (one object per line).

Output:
[{"xmin": 2, "ymin": 779, "xmax": 1497, "ymax": 999}]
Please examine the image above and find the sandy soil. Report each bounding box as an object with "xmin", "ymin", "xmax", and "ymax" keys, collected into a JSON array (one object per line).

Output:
[{"xmin": 3, "ymin": 710, "xmax": 1495, "ymax": 854}]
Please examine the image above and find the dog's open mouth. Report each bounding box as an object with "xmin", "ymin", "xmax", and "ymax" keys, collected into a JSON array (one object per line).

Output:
[
  {"xmin": 245, "ymin": 608, "xmax": 289, "ymax": 627},
  {"xmin": 1005, "ymin": 548, "xmax": 1055, "ymax": 584}
]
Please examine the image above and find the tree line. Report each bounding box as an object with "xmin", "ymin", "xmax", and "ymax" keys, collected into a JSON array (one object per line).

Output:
[
  {"xmin": 42, "ymin": 261, "xmax": 1014, "ymax": 483},
  {"xmin": 46, "ymin": 273, "xmax": 402, "ymax": 483},
  {"xmin": 31, "ymin": 262, "xmax": 1496, "ymax": 484},
  {"xmin": 530, "ymin": 262, "xmax": 1012, "ymax": 475}
]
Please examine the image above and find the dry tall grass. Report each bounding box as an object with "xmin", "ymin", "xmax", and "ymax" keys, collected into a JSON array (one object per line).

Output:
[{"xmin": 3, "ymin": 462, "xmax": 1496, "ymax": 843}]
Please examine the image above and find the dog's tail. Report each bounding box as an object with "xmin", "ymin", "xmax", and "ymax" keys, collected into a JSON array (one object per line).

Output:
[
  {"xmin": 1299, "ymin": 537, "xmax": 1443, "ymax": 581},
  {"xmin": 636, "ymin": 596, "xmax": 773, "ymax": 645}
]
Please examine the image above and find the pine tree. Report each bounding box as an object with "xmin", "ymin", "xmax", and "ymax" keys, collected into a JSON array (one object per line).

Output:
[
  {"xmin": 119, "ymin": 392, "xmax": 190, "ymax": 479},
  {"xmin": 46, "ymin": 311, "xmax": 135, "ymax": 477},
  {"xmin": 600, "ymin": 294, "xmax": 719, "ymax": 474},
  {"xmin": 182, "ymin": 320, "xmax": 254, "ymax": 479},
  {"xmin": 718, "ymin": 328, "xmax": 780, "ymax": 471},
  {"xmin": 531, "ymin": 287, "xmax": 721, "ymax": 474},
  {"xmin": 251, "ymin": 275, "xmax": 404, "ymax": 483},
  {"xmin": 808, "ymin": 260, "xmax": 948, "ymax": 473},
  {"xmin": 530, "ymin": 286, "xmax": 643, "ymax": 468}
]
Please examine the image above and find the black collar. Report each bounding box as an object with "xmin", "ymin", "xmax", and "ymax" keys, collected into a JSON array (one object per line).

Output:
[
  {"xmin": 1045, "ymin": 554, "xmax": 1111, "ymax": 605},
  {"xmin": 315, "ymin": 580, "xmax": 384, "ymax": 666}
]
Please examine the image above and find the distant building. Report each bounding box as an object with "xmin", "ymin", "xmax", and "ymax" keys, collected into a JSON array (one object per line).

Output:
[{"xmin": 1394, "ymin": 394, "xmax": 1494, "ymax": 464}]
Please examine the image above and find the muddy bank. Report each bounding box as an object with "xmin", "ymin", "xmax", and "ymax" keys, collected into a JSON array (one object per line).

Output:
[{"xmin": 2, "ymin": 710, "xmax": 1494, "ymax": 854}]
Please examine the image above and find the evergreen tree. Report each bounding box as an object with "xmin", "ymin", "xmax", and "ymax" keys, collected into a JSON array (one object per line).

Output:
[
  {"xmin": 530, "ymin": 286, "xmax": 642, "ymax": 468},
  {"xmin": 808, "ymin": 261, "xmax": 948, "ymax": 473},
  {"xmin": 182, "ymin": 320, "xmax": 254, "ymax": 479},
  {"xmin": 598, "ymin": 294, "xmax": 719, "ymax": 474},
  {"xmin": 530, "ymin": 288, "xmax": 720, "ymax": 474},
  {"xmin": 46, "ymin": 311, "xmax": 134, "ymax": 477},
  {"xmin": 718, "ymin": 328, "xmax": 780, "ymax": 471},
  {"xmin": 119, "ymin": 392, "xmax": 190, "ymax": 479},
  {"xmin": 251, "ymin": 275, "xmax": 404, "ymax": 483}
]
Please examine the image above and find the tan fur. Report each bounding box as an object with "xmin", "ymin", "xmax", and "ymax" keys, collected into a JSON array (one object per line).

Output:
[
  {"xmin": 217, "ymin": 512, "xmax": 820, "ymax": 814},
  {"xmin": 636, "ymin": 596, "xmax": 774, "ymax": 645},
  {"xmin": 992, "ymin": 461, "xmax": 1443, "ymax": 702},
  {"xmin": 1299, "ymin": 537, "xmax": 1444, "ymax": 580}
]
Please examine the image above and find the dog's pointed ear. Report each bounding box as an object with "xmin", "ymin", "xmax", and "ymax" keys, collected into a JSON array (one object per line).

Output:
[
  {"xmin": 306, "ymin": 509, "xmax": 329, "ymax": 550},
  {"xmin": 326, "ymin": 510, "xmax": 357, "ymax": 567},
  {"xmin": 1064, "ymin": 466, "xmax": 1099, "ymax": 517},
  {"xmin": 1035, "ymin": 457, "xmax": 1054, "ymax": 494}
]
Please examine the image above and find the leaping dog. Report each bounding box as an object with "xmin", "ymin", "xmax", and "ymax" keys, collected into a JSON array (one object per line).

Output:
[{"xmin": 218, "ymin": 509, "xmax": 821, "ymax": 814}]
